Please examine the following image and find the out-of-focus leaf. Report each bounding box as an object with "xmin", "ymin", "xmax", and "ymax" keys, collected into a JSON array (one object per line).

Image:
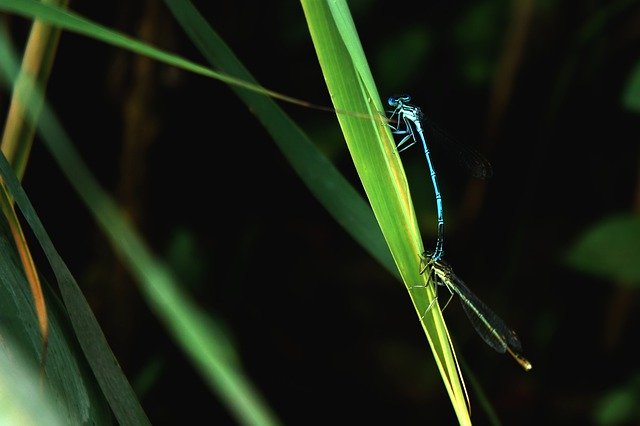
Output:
[
  {"xmin": 453, "ymin": 0, "xmax": 504, "ymax": 86},
  {"xmin": 565, "ymin": 214, "xmax": 640, "ymax": 284},
  {"xmin": 0, "ymin": 335, "xmax": 64, "ymax": 426},
  {"xmin": 595, "ymin": 390, "xmax": 637, "ymax": 425},
  {"xmin": 622, "ymin": 59, "xmax": 640, "ymax": 113},
  {"xmin": 375, "ymin": 26, "xmax": 432, "ymax": 89},
  {"xmin": 593, "ymin": 374, "xmax": 640, "ymax": 425}
]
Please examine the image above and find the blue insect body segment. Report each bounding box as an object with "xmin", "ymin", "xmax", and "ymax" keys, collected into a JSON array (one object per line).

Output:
[{"xmin": 387, "ymin": 94, "xmax": 445, "ymax": 261}]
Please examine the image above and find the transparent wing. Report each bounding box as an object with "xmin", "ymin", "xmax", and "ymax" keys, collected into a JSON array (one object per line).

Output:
[
  {"xmin": 420, "ymin": 114, "xmax": 493, "ymax": 180},
  {"xmin": 445, "ymin": 269, "xmax": 522, "ymax": 354}
]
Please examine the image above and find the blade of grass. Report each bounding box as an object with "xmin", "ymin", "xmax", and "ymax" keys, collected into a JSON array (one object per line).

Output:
[{"xmin": 300, "ymin": 1, "xmax": 470, "ymax": 423}]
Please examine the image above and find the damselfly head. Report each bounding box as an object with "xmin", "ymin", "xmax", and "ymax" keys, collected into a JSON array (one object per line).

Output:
[{"xmin": 387, "ymin": 94, "xmax": 411, "ymax": 107}]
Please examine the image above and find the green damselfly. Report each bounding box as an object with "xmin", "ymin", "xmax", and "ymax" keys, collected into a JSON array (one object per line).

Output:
[{"xmin": 419, "ymin": 256, "xmax": 532, "ymax": 371}]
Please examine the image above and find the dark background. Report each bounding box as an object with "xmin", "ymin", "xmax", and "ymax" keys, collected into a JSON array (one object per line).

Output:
[{"xmin": 6, "ymin": 0, "xmax": 640, "ymax": 424}]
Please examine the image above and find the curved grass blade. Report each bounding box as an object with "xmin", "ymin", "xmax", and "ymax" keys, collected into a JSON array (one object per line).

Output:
[{"xmin": 301, "ymin": 1, "xmax": 470, "ymax": 423}]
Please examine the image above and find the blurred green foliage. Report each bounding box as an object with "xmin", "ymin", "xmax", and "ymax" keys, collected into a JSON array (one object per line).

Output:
[{"xmin": 566, "ymin": 214, "xmax": 640, "ymax": 285}]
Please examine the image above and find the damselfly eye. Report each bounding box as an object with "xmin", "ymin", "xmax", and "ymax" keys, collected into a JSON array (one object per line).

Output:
[{"xmin": 387, "ymin": 94, "xmax": 411, "ymax": 106}]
